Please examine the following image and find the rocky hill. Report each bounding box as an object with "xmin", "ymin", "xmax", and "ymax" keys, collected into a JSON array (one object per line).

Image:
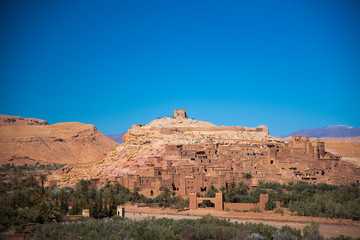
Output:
[
  {"xmin": 0, "ymin": 115, "xmax": 119, "ymax": 166},
  {"xmin": 124, "ymin": 116, "xmax": 274, "ymax": 146},
  {"xmin": 52, "ymin": 111, "xmax": 282, "ymax": 185},
  {"xmin": 0, "ymin": 114, "xmax": 49, "ymax": 126}
]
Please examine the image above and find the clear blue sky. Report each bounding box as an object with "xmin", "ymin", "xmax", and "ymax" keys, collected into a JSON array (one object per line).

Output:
[{"xmin": 1, "ymin": 0, "xmax": 359, "ymax": 136}]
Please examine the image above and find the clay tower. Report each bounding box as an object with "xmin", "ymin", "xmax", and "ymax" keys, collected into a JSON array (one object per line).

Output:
[{"xmin": 174, "ymin": 109, "xmax": 187, "ymax": 118}]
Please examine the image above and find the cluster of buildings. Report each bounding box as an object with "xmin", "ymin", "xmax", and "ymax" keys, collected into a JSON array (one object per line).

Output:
[
  {"xmin": 45, "ymin": 109, "xmax": 360, "ymax": 211},
  {"xmin": 91, "ymin": 134, "xmax": 360, "ymax": 199}
]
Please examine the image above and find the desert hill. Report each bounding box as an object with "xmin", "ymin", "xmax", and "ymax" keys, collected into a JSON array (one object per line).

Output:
[
  {"xmin": 145, "ymin": 117, "xmax": 217, "ymax": 129},
  {"xmin": 51, "ymin": 110, "xmax": 281, "ymax": 185},
  {"xmin": 124, "ymin": 116, "xmax": 273, "ymax": 146},
  {"xmin": 0, "ymin": 114, "xmax": 49, "ymax": 126},
  {"xmin": 286, "ymin": 125, "xmax": 360, "ymax": 138},
  {"xmin": 0, "ymin": 115, "xmax": 119, "ymax": 166}
]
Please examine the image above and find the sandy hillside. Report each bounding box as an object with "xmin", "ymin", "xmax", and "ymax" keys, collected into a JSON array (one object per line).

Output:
[{"xmin": 0, "ymin": 115, "xmax": 119, "ymax": 165}]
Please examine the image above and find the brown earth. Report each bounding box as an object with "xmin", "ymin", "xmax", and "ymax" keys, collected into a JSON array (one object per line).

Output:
[{"xmin": 0, "ymin": 115, "xmax": 119, "ymax": 166}]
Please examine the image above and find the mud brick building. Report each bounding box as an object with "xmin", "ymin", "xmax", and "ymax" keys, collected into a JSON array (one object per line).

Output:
[{"xmin": 91, "ymin": 110, "xmax": 360, "ymax": 199}]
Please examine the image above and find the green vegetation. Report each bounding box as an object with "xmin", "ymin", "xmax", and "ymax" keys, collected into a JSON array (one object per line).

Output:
[
  {"xmin": 211, "ymin": 181, "xmax": 360, "ymax": 219},
  {"xmin": 1, "ymin": 170, "xmax": 359, "ymax": 237},
  {"xmin": 26, "ymin": 215, "xmax": 359, "ymax": 240},
  {"xmin": 287, "ymin": 183, "xmax": 360, "ymax": 220},
  {"xmin": 255, "ymin": 181, "xmax": 360, "ymax": 220},
  {"xmin": 243, "ymin": 172, "xmax": 253, "ymax": 179},
  {"xmin": 0, "ymin": 177, "xmax": 188, "ymax": 233},
  {"xmin": 152, "ymin": 187, "xmax": 189, "ymax": 209},
  {"xmin": 0, "ymin": 163, "xmax": 65, "ymax": 172}
]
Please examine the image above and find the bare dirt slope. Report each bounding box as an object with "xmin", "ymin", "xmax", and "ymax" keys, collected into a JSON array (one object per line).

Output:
[{"xmin": 0, "ymin": 115, "xmax": 119, "ymax": 165}]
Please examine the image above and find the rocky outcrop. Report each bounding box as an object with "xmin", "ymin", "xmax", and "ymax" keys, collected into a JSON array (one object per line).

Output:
[
  {"xmin": 0, "ymin": 115, "xmax": 119, "ymax": 165},
  {"xmin": 125, "ymin": 117, "xmax": 275, "ymax": 146},
  {"xmin": 0, "ymin": 114, "xmax": 49, "ymax": 126}
]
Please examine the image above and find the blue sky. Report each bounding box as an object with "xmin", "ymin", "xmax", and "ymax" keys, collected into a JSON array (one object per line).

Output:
[{"xmin": 0, "ymin": 0, "xmax": 359, "ymax": 136}]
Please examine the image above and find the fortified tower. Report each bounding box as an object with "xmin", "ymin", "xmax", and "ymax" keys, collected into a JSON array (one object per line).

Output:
[{"xmin": 174, "ymin": 109, "xmax": 187, "ymax": 118}]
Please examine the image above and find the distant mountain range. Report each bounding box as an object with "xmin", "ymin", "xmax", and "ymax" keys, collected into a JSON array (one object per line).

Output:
[
  {"xmin": 285, "ymin": 125, "xmax": 360, "ymax": 138},
  {"xmin": 106, "ymin": 133, "xmax": 126, "ymax": 144}
]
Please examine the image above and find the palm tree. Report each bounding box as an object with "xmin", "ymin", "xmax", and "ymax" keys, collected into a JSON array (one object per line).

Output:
[
  {"xmin": 39, "ymin": 201, "xmax": 60, "ymax": 223},
  {"xmin": 133, "ymin": 186, "xmax": 141, "ymax": 203},
  {"xmin": 161, "ymin": 187, "xmax": 171, "ymax": 203},
  {"xmin": 206, "ymin": 185, "xmax": 218, "ymax": 198},
  {"xmin": 27, "ymin": 175, "xmax": 38, "ymax": 188},
  {"xmin": 39, "ymin": 174, "xmax": 47, "ymax": 188},
  {"xmin": 225, "ymin": 182, "xmax": 237, "ymax": 202},
  {"xmin": 59, "ymin": 187, "xmax": 71, "ymax": 215},
  {"xmin": 243, "ymin": 172, "xmax": 253, "ymax": 179},
  {"xmin": 237, "ymin": 181, "xmax": 249, "ymax": 195}
]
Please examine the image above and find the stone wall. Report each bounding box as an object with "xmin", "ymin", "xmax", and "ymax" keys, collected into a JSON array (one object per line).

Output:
[{"xmin": 224, "ymin": 202, "xmax": 258, "ymax": 211}]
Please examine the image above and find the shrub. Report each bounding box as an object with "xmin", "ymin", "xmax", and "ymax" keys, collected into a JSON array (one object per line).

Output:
[
  {"xmin": 272, "ymin": 230, "xmax": 298, "ymax": 240},
  {"xmin": 246, "ymin": 233, "xmax": 264, "ymax": 240},
  {"xmin": 274, "ymin": 208, "xmax": 284, "ymax": 214},
  {"xmin": 303, "ymin": 222, "xmax": 324, "ymax": 240}
]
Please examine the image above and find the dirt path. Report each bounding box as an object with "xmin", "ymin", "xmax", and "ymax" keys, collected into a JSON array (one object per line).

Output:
[{"xmin": 124, "ymin": 206, "xmax": 360, "ymax": 239}]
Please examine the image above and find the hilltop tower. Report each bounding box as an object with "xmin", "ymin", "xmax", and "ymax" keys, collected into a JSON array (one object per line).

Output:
[{"xmin": 174, "ymin": 109, "xmax": 187, "ymax": 118}]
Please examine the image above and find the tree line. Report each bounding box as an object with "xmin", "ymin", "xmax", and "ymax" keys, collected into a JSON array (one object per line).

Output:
[
  {"xmin": 205, "ymin": 181, "xmax": 360, "ymax": 219},
  {"xmin": 0, "ymin": 163, "xmax": 65, "ymax": 172},
  {"xmin": 27, "ymin": 215, "xmax": 356, "ymax": 240},
  {"xmin": 1, "ymin": 172, "xmax": 359, "ymax": 235},
  {"xmin": 0, "ymin": 176, "xmax": 188, "ymax": 233}
]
